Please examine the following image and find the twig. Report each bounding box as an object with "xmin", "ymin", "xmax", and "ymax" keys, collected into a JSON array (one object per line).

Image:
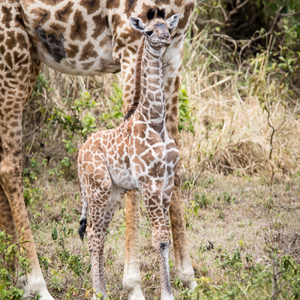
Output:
[
  {"xmin": 212, "ymin": 33, "xmax": 238, "ymax": 56},
  {"xmin": 197, "ymin": 76, "xmax": 232, "ymax": 95},
  {"xmin": 265, "ymin": 106, "xmax": 276, "ymax": 161},
  {"xmin": 224, "ymin": 0, "xmax": 250, "ymax": 24},
  {"xmin": 199, "ymin": 3, "xmax": 227, "ymax": 20},
  {"xmin": 239, "ymin": 5, "xmax": 284, "ymax": 63},
  {"xmin": 24, "ymin": 124, "xmax": 46, "ymax": 139},
  {"xmin": 198, "ymin": 43, "xmax": 221, "ymax": 62}
]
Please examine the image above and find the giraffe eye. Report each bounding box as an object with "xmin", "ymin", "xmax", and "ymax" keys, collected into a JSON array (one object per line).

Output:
[{"xmin": 146, "ymin": 31, "xmax": 153, "ymax": 36}]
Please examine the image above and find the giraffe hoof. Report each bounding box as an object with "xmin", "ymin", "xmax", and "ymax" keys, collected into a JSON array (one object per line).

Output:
[
  {"xmin": 16, "ymin": 275, "xmax": 30, "ymax": 298},
  {"xmin": 128, "ymin": 291, "xmax": 145, "ymax": 300},
  {"xmin": 16, "ymin": 275, "xmax": 54, "ymax": 300},
  {"xmin": 188, "ymin": 279, "xmax": 197, "ymax": 291}
]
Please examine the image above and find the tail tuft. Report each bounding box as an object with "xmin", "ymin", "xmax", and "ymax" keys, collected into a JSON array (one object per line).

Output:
[{"xmin": 79, "ymin": 219, "xmax": 87, "ymax": 241}]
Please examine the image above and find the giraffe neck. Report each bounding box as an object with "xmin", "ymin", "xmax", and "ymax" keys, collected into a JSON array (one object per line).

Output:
[{"xmin": 137, "ymin": 41, "xmax": 165, "ymax": 132}]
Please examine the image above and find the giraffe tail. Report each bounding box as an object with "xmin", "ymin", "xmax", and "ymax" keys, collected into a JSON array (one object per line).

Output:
[
  {"xmin": 78, "ymin": 181, "xmax": 88, "ymax": 241},
  {"xmin": 79, "ymin": 218, "xmax": 87, "ymax": 241}
]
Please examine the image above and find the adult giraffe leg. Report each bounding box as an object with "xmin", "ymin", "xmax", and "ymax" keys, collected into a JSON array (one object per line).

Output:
[
  {"xmin": 162, "ymin": 30, "xmax": 196, "ymax": 290},
  {"xmin": 0, "ymin": 186, "xmax": 17, "ymax": 272},
  {"xmin": 0, "ymin": 186, "xmax": 16, "ymax": 241},
  {"xmin": 0, "ymin": 3, "xmax": 53, "ymax": 299},
  {"xmin": 142, "ymin": 184, "xmax": 173, "ymax": 300},
  {"xmin": 120, "ymin": 48, "xmax": 145, "ymax": 300}
]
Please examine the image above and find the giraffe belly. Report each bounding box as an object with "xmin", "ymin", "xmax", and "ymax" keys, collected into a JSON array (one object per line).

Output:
[
  {"xmin": 20, "ymin": 0, "xmax": 121, "ymax": 75},
  {"xmin": 33, "ymin": 41, "xmax": 120, "ymax": 76},
  {"xmin": 109, "ymin": 169, "xmax": 138, "ymax": 191}
]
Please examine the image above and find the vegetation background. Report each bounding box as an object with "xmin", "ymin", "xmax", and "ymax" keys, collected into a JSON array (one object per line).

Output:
[{"xmin": 1, "ymin": 0, "xmax": 300, "ymax": 299}]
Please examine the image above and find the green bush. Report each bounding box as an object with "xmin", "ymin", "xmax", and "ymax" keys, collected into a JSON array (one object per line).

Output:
[{"xmin": 0, "ymin": 232, "xmax": 31, "ymax": 300}]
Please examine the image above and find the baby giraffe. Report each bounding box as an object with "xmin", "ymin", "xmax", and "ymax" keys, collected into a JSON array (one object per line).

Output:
[{"xmin": 78, "ymin": 9, "xmax": 181, "ymax": 300}]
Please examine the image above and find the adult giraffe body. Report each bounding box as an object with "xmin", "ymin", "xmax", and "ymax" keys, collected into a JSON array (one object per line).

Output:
[{"xmin": 0, "ymin": 0, "xmax": 195, "ymax": 299}]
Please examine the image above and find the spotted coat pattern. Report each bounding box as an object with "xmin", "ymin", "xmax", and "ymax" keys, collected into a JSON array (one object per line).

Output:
[
  {"xmin": 78, "ymin": 16, "xmax": 180, "ymax": 298},
  {"xmin": 0, "ymin": 1, "xmax": 195, "ymax": 299}
]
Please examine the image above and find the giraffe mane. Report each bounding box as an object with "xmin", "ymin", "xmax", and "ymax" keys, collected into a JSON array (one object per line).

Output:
[{"xmin": 124, "ymin": 35, "xmax": 145, "ymax": 121}]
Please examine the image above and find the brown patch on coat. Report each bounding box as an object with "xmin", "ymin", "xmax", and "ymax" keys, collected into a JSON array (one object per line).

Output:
[
  {"xmin": 80, "ymin": 0, "xmax": 100, "ymax": 15},
  {"xmin": 31, "ymin": 8, "xmax": 51, "ymax": 28},
  {"xmin": 140, "ymin": 150, "xmax": 156, "ymax": 165},
  {"xmin": 49, "ymin": 23, "xmax": 66, "ymax": 36},
  {"xmin": 175, "ymin": 0, "xmax": 184, "ymax": 6},
  {"xmin": 154, "ymin": 0, "xmax": 170, "ymax": 4},
  {"xmin": 1, "ymin": 6, "xmax": 12, "ymax": 27},
  {"xmin": 174, "ymin": 76, "xmax": 180, "ymax": 92},
  {"xmin": 92, "ymin": 14, "xmax": 109, "ymax": 39},
  {"xmin": 125, "ymin": 0, "xmax": 137, "ymax": 17},
  {"xmin": 148, "ymin": 161, "xmax": 165, "ymax": 178},
  {"xmin": 99, "ymin": 34, "xmax": 111, "ymax": 48},
  {"xmin": 82, "ymin": 61, "xmax": 94, "ymax": 70},
  {"xmin": 111, "ymin": 14, "xmax": 126, "ymax": 39},
  {"xmin": 66, "ymin": 44, "xmax": 78, "ymax": 58},
  {"xmin": 55, "ymin": 2, "xmax": 73, "ymax": 22},
  {"xmin": 5, "ymin": 52, "xmax": 13, "ymax": 69},
  {"xmin": 178, "ymin": 3, "xmax": 194, "ymax": 29},
  {"xmin": 16, "ymin": 33, "xmax": 28, "ymax": 50},
  {"xmin": 13, "ymin": 51, "xmax": 26, "ymax": 64},
  {"xmin": 79, "ymin": 42, "xmax": 98, "ymax": 61},
  {"xmin": 107, "ymin": 0, "xmax": 120, "ymax": 9},
  {"xmin": 40, "ymin": 0, "xmax": 64, "ymax": 5},
  {"xmin": 70, "ymin": 11, "xmax": 87, "ymax": 41},
  {"xmin": 5, "ymin": 31, "xmax": 15, "ymax": 50},
  {"xmin": 133, "ymin": 123, "xmax": 147, "ymax": 139},
  {"xmin": 0, "ymin": 33, "xmax": 4, "ymax": 43}
]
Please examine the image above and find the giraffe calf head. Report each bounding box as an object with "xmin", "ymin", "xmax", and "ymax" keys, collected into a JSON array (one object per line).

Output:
[{"xmin": 129, "ymin": 8, "xmax": 181, "ymax": 49}]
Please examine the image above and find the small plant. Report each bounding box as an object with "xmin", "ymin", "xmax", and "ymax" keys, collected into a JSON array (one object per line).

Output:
[
  {"xmin": 100, "ymin": 84, "xmax": 123, "ymax": 129},
  {"xmin": 47, "ymin": 221, "xmax": 92, "ymax": 296},
  {"xmin": 178, "ymin": 85, "xmax": 195, "ymax": 133},
  {"xmin": 0, "ymin": 232, "xmax": 32, "ymax": 300},
  {"xmin": 48, "ymin": 91, "xmax": 98, "ymax": 139}
]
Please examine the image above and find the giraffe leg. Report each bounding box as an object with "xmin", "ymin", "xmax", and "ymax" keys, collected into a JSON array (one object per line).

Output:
[
  {"xmin": 0, "ymin": 185, "xmax": 16, "ymax": 240},
  {"xmin": 78, "ymin": 149, "xmax": 122, "ymax": 298},
  {"xmin": 142, "ymin": 184, "xmax": 173, "ymax": 300},
  {"xmin": 0, "ymin": 120, "xmax": 53, "ymax": 300},
  {"xmin": 0, "ymin": 185, "xmax": 17, "ymax": 272},
  {"xmin": 163, "ymin": 39, "xmax": 196, "ymax": 290},
  {"xmin": 87, "ymin": 187, "xmax": 121, "ymax": 300},
  {"xmin": 123, "ymin": 191, "xmax": 145, "ymax": 300},
  {"xmin": 120, "ymin": 49, "xmax": 145, "ymax": 300},
  {"xmin": 0, "ymin": 3, "xmax": 52, "ymax": 299},
  {"xmin": 84, "ymin": 185, "xmax": 112, "ymax": 298},
  {"xmin": 162, "ymin": 177, "xmax": 175, "ymax": 243}
]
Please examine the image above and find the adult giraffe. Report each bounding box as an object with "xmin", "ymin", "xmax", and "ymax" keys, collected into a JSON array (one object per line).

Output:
[{"xmin": 0, "ymin": 0, "xmax": 196, "ymax": 299}]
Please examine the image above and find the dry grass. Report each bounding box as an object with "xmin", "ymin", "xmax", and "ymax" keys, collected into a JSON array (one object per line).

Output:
[
  {"xmin": 19, "ymin": 19, "xmax": 300, "ymax": 299},
  {"xmin": 29, "ymin": 171, "xmax": 300, "ymax": 299},
  {"xmin": 181, "ymin": 29, "xmax": 300, "ymax": 174}
]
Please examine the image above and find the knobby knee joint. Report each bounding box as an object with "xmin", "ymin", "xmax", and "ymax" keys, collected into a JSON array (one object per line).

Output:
[{"xmin": 0, "ymin": 158, "xmax": 22, "ymax": 188}]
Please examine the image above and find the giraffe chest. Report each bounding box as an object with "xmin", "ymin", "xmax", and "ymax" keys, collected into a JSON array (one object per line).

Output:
[{"xmin": 128, "ymin": 124, "xmax": 179, "ymax": 185}]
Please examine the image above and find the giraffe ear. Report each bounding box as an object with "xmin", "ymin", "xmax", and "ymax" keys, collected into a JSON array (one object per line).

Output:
[
  {"xmin": 129, "ymin": 17, "xmax": 145, "ymax": 32},
  {"xmin": 166, "ymin": 14, "xmax": 181, "ymax": 31}
]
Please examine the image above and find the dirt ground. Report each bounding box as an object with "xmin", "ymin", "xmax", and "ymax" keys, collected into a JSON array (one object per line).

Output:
[{"xmin": 29, "ymin": 172, "xmax": 300, "ymax": 299}]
